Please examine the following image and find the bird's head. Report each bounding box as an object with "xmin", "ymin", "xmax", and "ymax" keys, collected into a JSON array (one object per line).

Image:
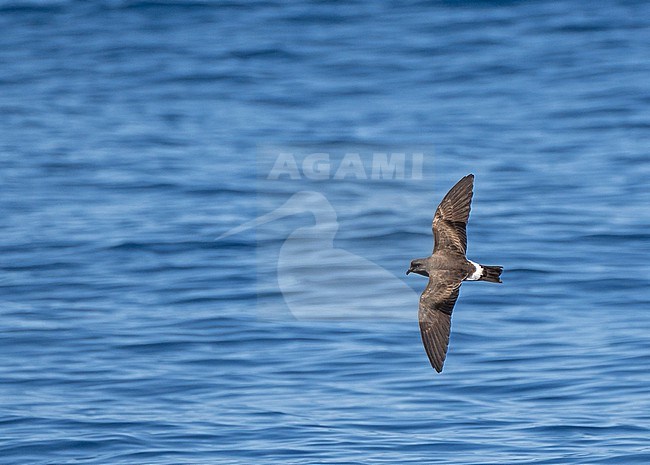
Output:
[{"xmin": 407, "ymin": 258, "xmax": 429, "ymax": 277}]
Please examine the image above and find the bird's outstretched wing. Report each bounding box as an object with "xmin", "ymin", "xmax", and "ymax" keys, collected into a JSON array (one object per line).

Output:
[
  {"xmin": 432, "ymin": 174, "xmax": 474, "ymax": 256},
  {"xmin": 418, "ymin": 271, "xmax": 463, "ymax": 372}
]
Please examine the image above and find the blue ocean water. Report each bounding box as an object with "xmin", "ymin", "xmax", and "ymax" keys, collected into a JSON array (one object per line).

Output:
[{"xmin": 1, "ymin": 0, "xmax": 650, "ymax": 463}]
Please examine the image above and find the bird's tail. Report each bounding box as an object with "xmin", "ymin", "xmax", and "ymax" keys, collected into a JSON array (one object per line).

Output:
[{"xmin": 479, "ymin": 265, "xmax": 503, "ymax": 283}]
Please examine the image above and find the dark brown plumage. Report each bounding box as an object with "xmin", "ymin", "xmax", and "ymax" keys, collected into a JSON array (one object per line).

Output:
[{"xmin": 407, "ymin": 174, "xmax": 503, "ymax": 373}]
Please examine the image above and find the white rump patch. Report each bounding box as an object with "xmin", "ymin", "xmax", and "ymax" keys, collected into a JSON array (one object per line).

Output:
[{"xmin": 467, "ymin": 260, "xmax": 483, "ymax": 281}]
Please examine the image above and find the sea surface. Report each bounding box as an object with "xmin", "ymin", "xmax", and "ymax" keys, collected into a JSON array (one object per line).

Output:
[{"xmin": 1, "ymin": 1, "xmax": 650, "ymax": 464}]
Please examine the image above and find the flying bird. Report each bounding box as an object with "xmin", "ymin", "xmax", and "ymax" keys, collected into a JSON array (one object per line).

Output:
[{"xmin": 407, "ymin": 174, "xmax": 502, "ymax": 372}]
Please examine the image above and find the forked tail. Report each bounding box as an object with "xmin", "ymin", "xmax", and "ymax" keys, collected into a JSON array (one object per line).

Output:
[{"xmin": 479, "ymin": 265, "xmax": 503, "ymax": 283}]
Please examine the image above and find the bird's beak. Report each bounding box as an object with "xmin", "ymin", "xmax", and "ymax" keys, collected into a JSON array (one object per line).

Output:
[
  {"xmin": 217, "ymin": 196, "xmax": 299, "ymax": 239},
  {"xmin": 406, "ymin": 268, "xmax": 412, "ymax": 275}
]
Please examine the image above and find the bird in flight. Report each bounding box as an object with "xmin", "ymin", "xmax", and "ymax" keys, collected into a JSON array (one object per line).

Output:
[{"xmin": 407, "ymin": 174, "xmax": 502, "ymax": 372}]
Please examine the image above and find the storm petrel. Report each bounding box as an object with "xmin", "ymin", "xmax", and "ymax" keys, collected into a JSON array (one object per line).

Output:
[{"xmin": 407, "ymin": 174, "xmax": 502, "ymax": 372}]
